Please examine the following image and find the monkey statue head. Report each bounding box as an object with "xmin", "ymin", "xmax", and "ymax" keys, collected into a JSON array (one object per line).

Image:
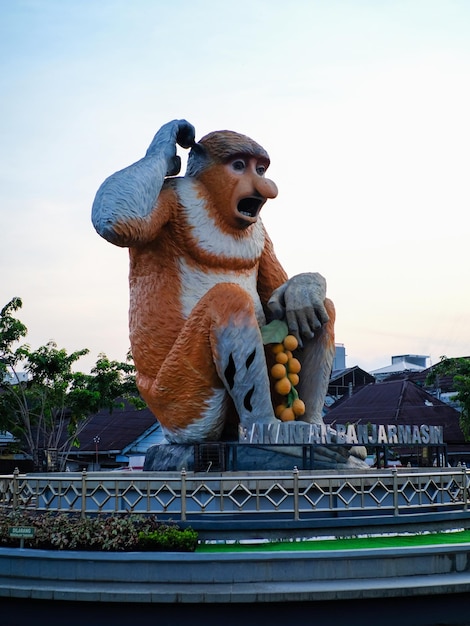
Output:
[{"xmin": 186, "ymin": 130, "xmax": 278, "ymax": 231}]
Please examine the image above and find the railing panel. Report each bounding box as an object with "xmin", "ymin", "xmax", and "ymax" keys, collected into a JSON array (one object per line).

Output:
[{"xmin": 1, "ymin": 468, "xmax": 469, "ymax": 521}]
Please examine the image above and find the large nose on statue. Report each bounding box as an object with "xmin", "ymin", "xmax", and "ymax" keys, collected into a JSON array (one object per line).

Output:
[{"xmin": 255, "ymin": 177, "xmax": 278, "ymax": 200}]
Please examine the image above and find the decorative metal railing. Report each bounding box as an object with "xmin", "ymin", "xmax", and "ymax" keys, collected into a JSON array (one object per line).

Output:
[{"xmin": 1, "ymin": 467, "xmax": 469, "ymax": 522}]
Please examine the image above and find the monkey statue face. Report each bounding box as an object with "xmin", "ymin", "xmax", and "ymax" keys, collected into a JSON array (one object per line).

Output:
[{"xmin": 197, "ymin": 155, "xmax": 278, "ymax": 231}]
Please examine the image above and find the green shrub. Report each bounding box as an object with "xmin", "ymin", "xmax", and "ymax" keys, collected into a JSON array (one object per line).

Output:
[
  {"xmin": 138, "ymin": 525, "xmax": 198, "ymax": 552},
  {"xmin": 0, "ymin": 509, "xmax": 197, "ymax": 552}
]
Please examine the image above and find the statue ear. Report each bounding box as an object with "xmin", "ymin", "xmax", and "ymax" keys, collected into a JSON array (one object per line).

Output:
[{"xmin": 186, "ymin": 143, "xmax": 209, "ymax": 176}]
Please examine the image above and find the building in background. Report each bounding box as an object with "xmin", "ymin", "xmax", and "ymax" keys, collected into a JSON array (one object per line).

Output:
[
  {"xmin": 371, "ymin": 354, "xmax": 430, "ymax": 382},
  {"xmin": 333, "ymin": 343, "xmax": 346, "ymax": 371}
]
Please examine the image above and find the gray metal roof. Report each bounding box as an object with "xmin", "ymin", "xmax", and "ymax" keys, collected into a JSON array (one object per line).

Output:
[
  {"xmin": 67, "ymin": 401, "xmax": 159, "ymax": 454},
  {"xmin": 324, "ymin": 379, "xmax": 465, "ymax": 444}
]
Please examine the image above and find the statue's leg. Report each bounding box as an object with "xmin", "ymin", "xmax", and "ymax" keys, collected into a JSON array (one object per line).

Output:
[
  {"xmin": 294, "ymin": 299, "xmax": 369, "ymax": 468},
  {"xmin": 140, "ymin": 283, "xmax": 276, "ymax": 442},
  {"xmin": 296, "ymin": 298, "xmax": 336, "ymax": 424}
]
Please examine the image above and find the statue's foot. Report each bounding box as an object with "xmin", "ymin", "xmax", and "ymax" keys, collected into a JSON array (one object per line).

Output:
[{"xmin": 310, "ymin": 444, "xmax": 370, "ymax": 470}]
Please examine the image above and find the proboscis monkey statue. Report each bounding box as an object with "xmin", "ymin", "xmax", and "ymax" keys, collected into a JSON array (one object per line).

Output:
[{"xmin": 92, "ymin": 119, "xmax": 364, "ymax": 467}]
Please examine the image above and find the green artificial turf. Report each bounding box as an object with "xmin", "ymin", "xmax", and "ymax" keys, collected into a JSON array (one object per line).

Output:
[{"xmin": 197, "ymin": 529, "xmax": 470, "ymax": 553}]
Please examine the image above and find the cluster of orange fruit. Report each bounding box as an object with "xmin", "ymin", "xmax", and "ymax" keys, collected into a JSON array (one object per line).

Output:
[{"xmin": 270, "ymin": 334, "xmax": 306, "ymax": 422}]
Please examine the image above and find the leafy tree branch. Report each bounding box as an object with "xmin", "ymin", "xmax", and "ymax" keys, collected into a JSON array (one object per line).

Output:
[
  {"xmin": 426, "ymin": 356, "xmax": 470, "ymax": 440},
  {"xmin": 0, "ymin": 298, "xmax": 145, "ymax": 470}
]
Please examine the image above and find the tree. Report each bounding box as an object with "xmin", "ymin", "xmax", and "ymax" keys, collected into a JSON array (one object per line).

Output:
[
  {"xmin": 426, "ymin": 356, "xmax": 470, "ymax": 440},
  {"xmin": 0, "ymin": 297, "xmax": 145, "ymax": 470}
]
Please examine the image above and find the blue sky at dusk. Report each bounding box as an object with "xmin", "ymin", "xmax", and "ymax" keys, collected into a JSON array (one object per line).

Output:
[{"xmin": 1, "ymin": 0, "xmax": 469, "ymax": 373}]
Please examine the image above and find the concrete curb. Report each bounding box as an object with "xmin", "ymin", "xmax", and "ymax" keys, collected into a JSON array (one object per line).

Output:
[{"xmin": 1, "ymin": 543, "xmax": 470, "ymax": 602}]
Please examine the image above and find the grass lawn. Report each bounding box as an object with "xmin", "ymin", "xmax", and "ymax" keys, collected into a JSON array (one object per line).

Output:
[{"xmin": 197, "ymin": 529, "xmax": 470, "ymax": 553}]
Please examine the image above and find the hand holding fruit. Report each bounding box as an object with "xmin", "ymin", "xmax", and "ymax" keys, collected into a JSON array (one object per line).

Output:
[{"xmin": 267, "ymin": 272, "xmax": 330, "ymax": 347}]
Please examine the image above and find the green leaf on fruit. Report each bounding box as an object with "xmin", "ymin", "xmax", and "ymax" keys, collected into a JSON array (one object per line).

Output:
[
  {"xmin": 287, "ymin": 387, "xmax": 299, "ymax": 407},
  {"xmin": 260, "ymin": 320, "xmax": 288, "ymax": 345}
]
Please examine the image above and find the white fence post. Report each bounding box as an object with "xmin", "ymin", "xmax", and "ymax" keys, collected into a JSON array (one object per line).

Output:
[
  {"xmin": 181, "ymin": 468, "xmax": 187, "ymax": 521},
  {"xmin": 81, "ymin": 470, "xmax": 87, "ymax": 519},
  {"xmin": 293, "ymin": 467, "xmax": 299, "ymax": 521},
  {"xmin": 392, "ymin": 467, "xmax": 399, "ymax": 516}
]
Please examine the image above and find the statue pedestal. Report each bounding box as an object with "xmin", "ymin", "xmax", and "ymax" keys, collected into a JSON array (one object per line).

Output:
[
  {"xmin": 143, "ymin": 442, "xmax": 365, "ymax": 471},
  {"xmin": 143, "ymin": 442, "xmax": 306, "ymax": 472}
]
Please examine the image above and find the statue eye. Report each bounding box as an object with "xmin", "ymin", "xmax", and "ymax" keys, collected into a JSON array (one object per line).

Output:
[
  {"xmin": 256, "ymin": 165, "xmax": 266, "ymax": 176},
  {"xmin": 231, "ymin": 159, "xmax": 246, "ymax": 171}
]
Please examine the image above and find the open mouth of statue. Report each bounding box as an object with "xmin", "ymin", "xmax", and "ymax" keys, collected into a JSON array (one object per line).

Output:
[{"xmin": 237, "ymin": 196, "xmax": 264, "ymax": 220}]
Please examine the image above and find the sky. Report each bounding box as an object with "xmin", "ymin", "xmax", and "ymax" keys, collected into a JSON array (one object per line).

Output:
[{"xmin": 1, "ymin": 0, "xmax": 469, "ymax": 375}]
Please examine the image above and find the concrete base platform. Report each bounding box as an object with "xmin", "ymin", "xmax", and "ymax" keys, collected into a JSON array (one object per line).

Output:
[{"xmin": 2, "ymin": 543, "xmax": 470, "ymax": 604}]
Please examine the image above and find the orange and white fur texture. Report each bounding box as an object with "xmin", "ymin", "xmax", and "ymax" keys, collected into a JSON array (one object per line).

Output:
[{"xmin": 92, "ymin": 120, "xmax": 335, "ymax": 443}]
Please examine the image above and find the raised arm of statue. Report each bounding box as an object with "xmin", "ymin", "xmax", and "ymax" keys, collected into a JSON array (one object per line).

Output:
[{"xmin": 91, "ymin": 119, "xmax": 195, "ymax": 246}]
